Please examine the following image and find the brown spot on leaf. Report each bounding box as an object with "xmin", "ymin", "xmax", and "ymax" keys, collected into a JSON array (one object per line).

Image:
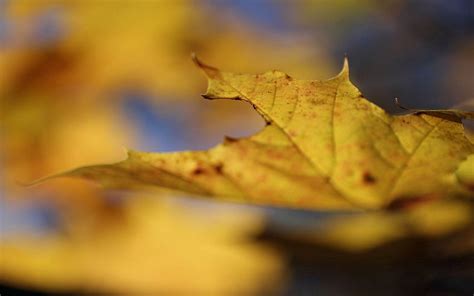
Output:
[
  {"xmin": 192, "ymin": 168, "xmax": 205, "ymax": 175},
  {"xmin": 214, "ymin": 163, "xmax": 224, "ymax": 174},
  {"xmin": 362, "ymin": 172, "xmax": 376, "ymax": 184}
]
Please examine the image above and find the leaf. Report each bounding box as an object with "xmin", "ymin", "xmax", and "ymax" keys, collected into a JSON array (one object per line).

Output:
[
  {"xmin": 456, "ymin": 154, "xmax": 474, "ymax": 191},
  {"xmin": 0, "ymin": 197, "xmax": 283, "ymax": 294},
  {"xmin": 37, "ymin": 56, "xmax": 474, "ymax": 210},
  {"xmin": 1, "ymin": 95, "xmax": 134, "ymax": 209},
  {"xmin": 269, "ymin": 199, "xmax": 473, "ymax": 252},
  {"xmin": 2, "ymin": 0, "xmax": 332, "ymax": 100},
  {"xmin": 394, "ymin": 97, "xmax": 474, "ymax": 120}
]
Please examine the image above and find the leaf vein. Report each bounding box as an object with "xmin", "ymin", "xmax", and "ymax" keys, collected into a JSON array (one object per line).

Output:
[
  {"xmin": 386, "ymin": 119, "xmax": 443, "ymax": 198},
  {"xmin": 220, "ymin": 78, "xmax": 358, "ymax": 206}
]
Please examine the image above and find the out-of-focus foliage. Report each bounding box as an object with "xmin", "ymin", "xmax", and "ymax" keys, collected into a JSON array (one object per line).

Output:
[
  {"xmin": 2, "ymin": 98, "xmax": 134, "ymax": 205},
  {"xmin": 0, "ymin": 0, "xmax": 332, "ymax": 203},
  {"xmin": 3, "ymin": 0, "xmax": 331, "ymax": 99},
  {"xmin": 0, "ymin": 196, "xmax": 284, "ymax": 294},
  {"xmin": 276, "ymin": 199, "xmax": 473, "ymax": 252},
  {"xmin": 52, "ymin": 58, "xmax": 474, "ymax": 210},
  {"xmin": 456, "ymin": 154, "xmax": 474, "ymax": 190}
]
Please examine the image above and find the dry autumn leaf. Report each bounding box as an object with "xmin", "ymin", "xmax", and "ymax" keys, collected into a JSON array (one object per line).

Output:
[{"xmin": 35, "ymin": 56, "xmax": 474, "ymax": 210}]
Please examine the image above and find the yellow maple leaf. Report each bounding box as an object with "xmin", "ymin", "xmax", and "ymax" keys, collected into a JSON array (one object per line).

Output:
[{"xmin": 36, "ymin": 56, "xmax": 474, "ymax": 210}]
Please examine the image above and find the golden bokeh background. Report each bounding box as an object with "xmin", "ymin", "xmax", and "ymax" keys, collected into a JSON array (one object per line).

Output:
[{"xmin": 1, "ymin": 1, "xmax": 473, "ymax": 294}]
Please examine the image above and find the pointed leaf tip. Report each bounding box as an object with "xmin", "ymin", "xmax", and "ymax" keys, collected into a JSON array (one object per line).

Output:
[
  {"xmin": 191, "ymin": 53, "xmax": 220, "ymax": 79},
  {"xmin": 190, "ymin": 52, "xmax": 200, "ymax": 66},
  {"xmin": 337, "ymin": 56, "xmax": 350, "ymax": 78},
  {"xmin": 394, "ymin": 98, "xmax": 410, "ymax": 111}
]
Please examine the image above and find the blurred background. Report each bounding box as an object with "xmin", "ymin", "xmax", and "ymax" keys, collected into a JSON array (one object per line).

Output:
[{"xmin": 1, "ymin": 0, "xmax": 473, "ymax": 295}]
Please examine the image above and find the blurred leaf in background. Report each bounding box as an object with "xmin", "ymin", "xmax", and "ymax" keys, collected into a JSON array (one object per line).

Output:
[
  {"xmin": 266, "ymin": 198, "xmax": 473, "ymax": 252},
  {"xmin": 0, "ymin": 196, "xmax": 284, "ymax": 295},
  {"xmin": 0, "ymin": 0, "xmax": 332, "ymax": 203}
]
